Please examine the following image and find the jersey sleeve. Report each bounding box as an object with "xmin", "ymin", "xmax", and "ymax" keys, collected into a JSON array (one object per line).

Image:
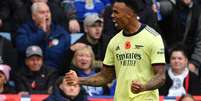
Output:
[
  {"xmin": 150, "ymin": 35, "xmax": 166, "ymax": 64},
  {"xmin": 103, "ymin": 40, "xmax": 115, "ymax": 66}
]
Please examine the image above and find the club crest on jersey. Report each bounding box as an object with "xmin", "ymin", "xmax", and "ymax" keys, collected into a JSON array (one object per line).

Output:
[
  {"xmin": 135, "ymin": 45, "xmax": 144, "ymax": 49},
  {"xmin": 125, "ymin": 41, "xmax": 131, "ymax": 49}
]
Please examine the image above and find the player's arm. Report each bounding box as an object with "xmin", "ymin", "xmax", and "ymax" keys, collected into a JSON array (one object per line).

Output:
[
  {"xmin": 65, "ymin": 65, "xmax": 115, "ymax": 86},
  {"xmin": 79, "ymin": 65, "xmax": 115, "ymax": 86},
  {"xmin": 131, "ymin": 63, "xmax": 165, "ymax": 93},
  {"xmin": 144, "ymin": 63, "xmax": 165, "ymax": 90},
  {"xmin": 143, "ymin": 35, "xmax": 166, "ymax": 91}
]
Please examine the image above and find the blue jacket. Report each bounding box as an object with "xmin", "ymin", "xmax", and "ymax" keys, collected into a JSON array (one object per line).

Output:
[
  {"xmin": 74, "ymin": 0, "xmax": 106, "ymax": 21},
  {"xmin": 16, "ymin": 20, "xmax": 71, "ymax": 71}
]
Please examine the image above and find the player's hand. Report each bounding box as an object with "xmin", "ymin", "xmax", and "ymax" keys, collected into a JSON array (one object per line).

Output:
[
  {"xmin": 65, "ymin": 70, "xmax": 79, "ymax": 85},
  {"xmin": 131, "ymin": 80, "xmax": 145, "ymax": 94}
]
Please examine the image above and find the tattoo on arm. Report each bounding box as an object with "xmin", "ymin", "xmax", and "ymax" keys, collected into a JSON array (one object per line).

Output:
[
  {"xmin": 79, "ymin": 66, "xmax": 115, "ymax": 86},
  {"xmin": 144, "ymin": 64, "xmax": 166, "ymax": 91}
]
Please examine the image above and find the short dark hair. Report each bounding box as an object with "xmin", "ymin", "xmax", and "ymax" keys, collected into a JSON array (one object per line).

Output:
[
  {"xmin": 169, "ymin": 43, "xmax": 188, "ymax": 58},
  {"xmin": 115, "ymin": 0, "xmax": 146, "ymax": 14}
]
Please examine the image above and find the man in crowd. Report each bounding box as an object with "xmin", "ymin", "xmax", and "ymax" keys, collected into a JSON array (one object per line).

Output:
[
  {"xmin": 15, "ymin": 45, "xmax": 58, "ymax": 94},
  {"xmin": 16, "ymin": 2, "xmax": 71, "ymax": 72}
]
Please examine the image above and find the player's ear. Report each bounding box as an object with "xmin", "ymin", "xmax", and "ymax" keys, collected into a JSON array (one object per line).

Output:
[{"xmin": 125, "ymin": 7, "xmax": 136, "ymax": 19}]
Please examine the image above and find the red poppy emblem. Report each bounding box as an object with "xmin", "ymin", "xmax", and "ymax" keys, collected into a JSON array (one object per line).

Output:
[{"xmin": 125, "ymin": 41, "xmax": 131, "ymax": 49}]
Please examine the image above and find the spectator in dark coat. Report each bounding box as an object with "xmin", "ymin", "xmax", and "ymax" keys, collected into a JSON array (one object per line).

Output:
[
  {"xmin": 15, "ymin": 45, "xmax": 58, "ymax": 94},
  {"xmin": 15, "ymin": 2, "xmax": 71, "ymax": 71},
  {"xmin": 45, "ymin": 76, "xmax": 87, "ymax": 101},
  {"xmin": 159, "ymin": 44, "xmax": 201, "ymax": 96}
]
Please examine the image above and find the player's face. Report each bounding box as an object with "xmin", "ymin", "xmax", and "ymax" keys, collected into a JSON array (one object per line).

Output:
[
  {"xmin": 170, "ymin": 51, "xmax": 188, "ymax": 72},
  {"xmin": 111, "ymin": 2, "xmax": 131, "ymax": 29}
]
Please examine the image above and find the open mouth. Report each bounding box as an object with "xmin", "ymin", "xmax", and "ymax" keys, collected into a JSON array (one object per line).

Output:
[
  {"xmin": 81, "ymin": 62, "xmax": 87, "ymax": 66},
  {"xmin": 46, "ymin": 18, "xmax": 49, "ymax": 22},
  {"xmin": 96, "ymin": 32, "xmax": 101, "ymax": 35}
]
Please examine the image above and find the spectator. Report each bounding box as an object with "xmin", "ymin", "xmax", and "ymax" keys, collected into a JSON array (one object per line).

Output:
[
  {"xmin": 45, "ymin": 76, "xmax": 87, "ymax": 101},
  {"xmin": 159, "ymin": 44, "xmax": 201, "ymax": 96},
  {"xmin": 152, "ymin": 0, "xmax": 201, "ymax": 74},
  {"xmin": 0, "ymin": 64, "xmax": 16, "ymax": 94},
  {"xmin": 15, "ymin": 45, "xmax": 58, "ymax": 94},
  {"xmin": 70, "ymin": 46, "xmax": 108, "ymax": 96},
  {"xmin": 178, "ymin": 94, "xmax": 195, "ymax": 101},
  {"xmin": 20, "ymin": 0, "xmax": 68, "ymax": 30},
  {"xmin": 70, "ymin": 14, "xmax": 110, "ymax": 69},
  {"xmin": 16, "ymin": 2, "xmax": 71, "ymax": 72}
]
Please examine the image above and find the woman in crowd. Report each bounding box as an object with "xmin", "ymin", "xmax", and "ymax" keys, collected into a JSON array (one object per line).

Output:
[
  {"xmin": 70, "ymin": 45, "xmax": 109, "ymax": 96},
  {"xmin": 159, "ymin": 44, "xmax": 201, "ymax": 96}
]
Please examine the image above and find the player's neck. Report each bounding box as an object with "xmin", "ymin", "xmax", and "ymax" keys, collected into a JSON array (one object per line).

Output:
[{"xmin": 124, "ymin": 21, "xmax": 141, "ymax": 35}]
